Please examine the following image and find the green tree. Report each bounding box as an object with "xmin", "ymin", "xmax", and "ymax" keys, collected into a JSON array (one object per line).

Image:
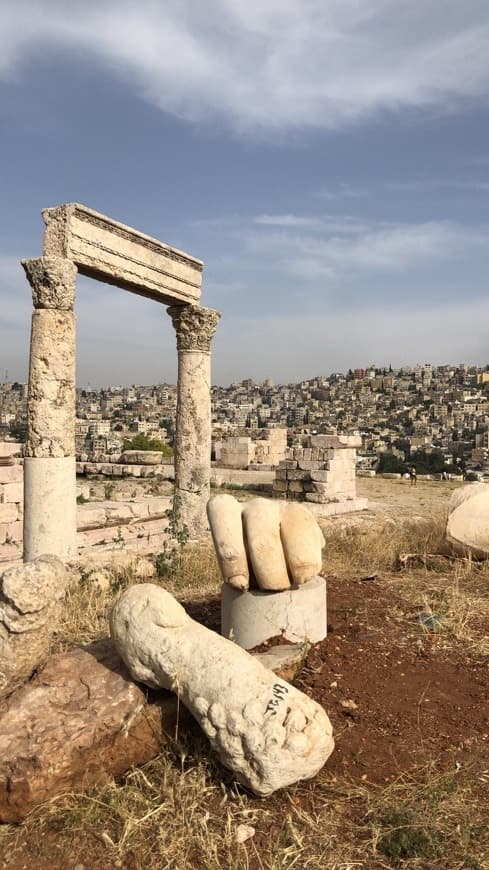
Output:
[
  {"xmin": 377, "ymin": 453, "xmax": 407, "ymax": 474},
  {"xmin": 123, "ymin": 433, "xmax": 173, "ymax": 457}
]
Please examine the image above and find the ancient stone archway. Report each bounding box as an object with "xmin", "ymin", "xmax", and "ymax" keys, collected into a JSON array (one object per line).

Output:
[{"xmin": 22, "ymin": 203, "xmax": 220, "ymax": 560}]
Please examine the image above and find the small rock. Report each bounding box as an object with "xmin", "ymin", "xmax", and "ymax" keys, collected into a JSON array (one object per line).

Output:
[
  {"xmin": 235, "ymin": 824, "xmax": 256, "ymax": 844},
  {"xmin": 340, "ymin": 699, "xmax": 358, "ymax": 711},
  {"xmin": 84, "ymin": 569, "xmax": 113, "ymax": 593},
  {"xmin": 134, "ymin": 558, "xmax": 156, "ymax": 580}
]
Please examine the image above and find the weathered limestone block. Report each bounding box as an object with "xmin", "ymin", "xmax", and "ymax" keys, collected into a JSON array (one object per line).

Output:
[
  {"xmin": 222, "ymin": 576, "xmax": 327, "ymax": 649},
  {"xmin": 22, "ymin": 256, "xmax": 77, "ymax": 309},
  {"xmin": 1, "ymin": 482, "xmax": 23, "ymax": 503},
  {"xmin": 0, "ymin": 464, "xmax": 23, "ymax": 484},
  {"xmin": 273, "ymin": 479, "xmax": 288, "ymax": 493},
  {"xmin": 0, "ymin": 442, "xmax": 22, "ymax": 459},
  {"xmin": 0, "ymin": 637, "xmax": 306, "ymax": 823},
  {"xmin": 288, "ymin": 481, "xmax": 304, "ymax": 494},
  {"xmin": 0, "ymin": 503, "xmax": 19, "ymax": 523},
  {"xmin": 0, "ymin": 555, "xmax": 67, "ymax": 701},
  {"xmin": 42, "ymin": 203, "xmax": 203, "ymax": 306},
  {"xmin": 0, "ymin": 640, "xmax": 170, "ymax": 823},
  {"xmin": 111, "ymin": 584, "xmax": 334, "ymax": 796},
  {"xmin": 287, "ymin": 469, "xmax": 310, "ymax": 481},
  {"xmin": 121, "ymin": 450, "xmax": 163, "ymax": 465},
  {"xmin": 446, "ymin": 483, "xmax": 489, "ymax": 558},
  {"xmin": 6, "ymin": 522, "xmax": 22, "ymax": 543},
  {"xmin": 25, "ymin": 309, "xmax": 76, "ymax": 457}
]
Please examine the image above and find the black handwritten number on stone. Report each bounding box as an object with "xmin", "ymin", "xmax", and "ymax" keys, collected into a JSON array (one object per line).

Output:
[{"xmin": 266, "ymin": 683, "xmax": 289, "ymax": 716}]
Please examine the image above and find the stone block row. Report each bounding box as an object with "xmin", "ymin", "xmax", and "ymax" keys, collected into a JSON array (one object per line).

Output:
[
  {"xmin": 273, "ymin": 434, "xmax": 359, "ymax": 505},
  {"xmin": 76, "ymin": 462, "xmax": 174, "ymax": 480}
]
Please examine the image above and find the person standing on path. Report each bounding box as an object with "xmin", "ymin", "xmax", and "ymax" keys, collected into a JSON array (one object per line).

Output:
[{"xmin": 410, "ymin": 465, "xmax": 417, "ymax": 486}]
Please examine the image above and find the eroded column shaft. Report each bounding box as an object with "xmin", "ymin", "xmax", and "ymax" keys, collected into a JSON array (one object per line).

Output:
[
  {"xmin": 168, "ymin": 305, "xmax": 221, "ymax": 536},
  {"xmin": 22, "ymin": 256, "xmax": 77, "ymax": 561}
]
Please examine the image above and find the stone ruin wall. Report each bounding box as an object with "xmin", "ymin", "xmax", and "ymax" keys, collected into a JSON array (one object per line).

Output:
[
  {"xmin": 215, "ymin": 429, "xmax": 287, "ymax": 470},
  {"xmin": 0, "ymin": 443, "xmax": 23, "ymax": 551},
  {"xmin": 76, "ymin": 450, "xmax": 175, "ymax": 480},
  {"xmin": 0, "ymin": 444, "xmax": 176, "ymax": 565},
  {"xmin": 273, "ymin": 434, "xmax": 360, "ymax": 505}
]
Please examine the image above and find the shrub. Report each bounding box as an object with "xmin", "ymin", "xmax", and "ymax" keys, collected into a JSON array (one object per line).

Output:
[{"xmin": 123, "ymin": 433, "xmax": 173, "ymax": 456}]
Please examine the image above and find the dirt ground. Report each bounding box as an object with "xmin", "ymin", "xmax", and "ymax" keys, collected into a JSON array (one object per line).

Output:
[
  {"xmin": 0, "ymin": 477, "xmax": 488, "ymax": 869},
  {"xmin": 355, "ymin": 475, "xmax": 463, "ymax": 519}
]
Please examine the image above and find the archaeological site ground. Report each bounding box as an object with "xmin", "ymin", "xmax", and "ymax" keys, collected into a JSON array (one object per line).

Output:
[{"xmin": 0, "ymin": 477, "xmax": 488, "ymax": 870}]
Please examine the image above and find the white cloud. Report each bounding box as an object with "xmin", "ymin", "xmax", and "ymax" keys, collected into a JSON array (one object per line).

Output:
[
  {"xmin": 316, "ymin": 179, "xmax": 489, "ymax": 200},
  {"xmin": 317, "ymin": 184, "xmax": 368, "ymax": 200},
  {"xmin": 253, "ymin": 214, "xmax": 321, "ymax": 228},
  {"xmin": 2, "ymin": 1, "xmax": 489, "ymax": 134},
  {"xmin": 244, "ymin": 217, "xmax": 489, "ymax": 278},
  {"xmin": 215, "ymin": 296, "xmax": 489, "ymax": 383}
]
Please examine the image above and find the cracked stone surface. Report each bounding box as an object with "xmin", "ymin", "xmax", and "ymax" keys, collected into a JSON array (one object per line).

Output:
[
  {"xmin": 25, "ymin": 309, "xmax": 75, "ymax": 457},
  {"xmin": 0, "ymin": 636, "xmax": 305, "ymax": 822},
  {"xmin": 168, "ymin": 305, "xmax": 220, "ymax": 537},
  {"xmin": 221, "ymin": 576, "xmax": 327, "ymax": 649},
  {"xmin": 22, "ymin": 256, "xmax": 77, "ymax": 310},
  {"xmin": 111, "ymin": 584, "xmax": 334, "ymax": 796},
  {"xmin": 0, "ymin": 639, "xmax": 170, "ymax": 823},
  {"xmin": 0, "ymin": 555, "xmax": 68, "ymax": 701},
  {"xmin": 168, "ymin": 304, "xmax": 220, "ymax": 353},
  {"xmin": 174, "ymin": 349, "xmax": 213, "ymax": 535}
]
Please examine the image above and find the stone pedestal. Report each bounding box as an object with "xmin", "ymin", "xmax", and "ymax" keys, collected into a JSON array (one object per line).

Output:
[
  {"xmin": 168, "ymin": 305, "xmax": 220, "ymax": 536},
  {"xmin": 22, "ymin": 256, "xmax": 77, "ymax": 561},
  {"xmin": 221, "ymin": 575, "xmax": 327, "ymax": 650},
  {"xmin": 23, "ymin": 457, "xmax": 77, "ymax": 560}
]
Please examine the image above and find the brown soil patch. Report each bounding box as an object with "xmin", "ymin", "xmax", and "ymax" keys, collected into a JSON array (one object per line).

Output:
[
  {"xmin": 187, "ymin": 577, "xmax": 488, "ymax": 786},
  {"xmin": 298, "ymin": 576, "xmax": 488, "ymax": 784}
]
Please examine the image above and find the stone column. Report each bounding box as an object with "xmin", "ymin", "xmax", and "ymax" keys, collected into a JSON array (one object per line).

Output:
[
  {"xmin": 168, "ymin": 304, "xmax": 221, "ymax": 537},
  {"xmin": 21, "ymin": 256, "xmax": 78, "ymax": 561}
]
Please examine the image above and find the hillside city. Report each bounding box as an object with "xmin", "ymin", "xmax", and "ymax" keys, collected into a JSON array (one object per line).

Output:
[{"xmin": 2, "ymin": 362, "xmax": 489, "ymax": 475}]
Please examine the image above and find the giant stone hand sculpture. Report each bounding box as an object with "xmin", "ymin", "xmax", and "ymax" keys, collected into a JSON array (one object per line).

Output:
[
  {"xmin": 110, "ymin": 584, "xmax": 334, "ymax": 796},
  {"xmin": 207, "ymin": 494, "xmax": 325, "ymax": 591},
  {"xmin": 446, "ymin": 482, "xmax": 489, "ymax": 558}
]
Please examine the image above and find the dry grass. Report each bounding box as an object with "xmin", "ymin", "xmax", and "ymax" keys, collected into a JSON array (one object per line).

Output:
[
  {"xmin": 320, "ymin": 511, "xmax": 489, "ymax": 656},
  {"xmin": 54, "ymin": 541, "xmax": 221, "ymax": 653},
  {"xmin": 1, "ymin": 509, "xmax": 488, "ymax": 868},
  {"xmin": 320, "ymin": 511, "xmax": 449, "ymax": 578},
  {"xmin": 1, "ymin": 746, "xmax": 487, "ymax": 869}
]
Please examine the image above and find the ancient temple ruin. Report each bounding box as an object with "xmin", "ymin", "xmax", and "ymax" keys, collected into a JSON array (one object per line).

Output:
[{"xmin": 22, "ymin": 203, "xmax": 220, "ymax": 561}]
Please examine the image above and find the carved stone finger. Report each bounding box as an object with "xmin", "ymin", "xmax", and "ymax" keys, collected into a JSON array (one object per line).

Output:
[
  {"xmin": 241, "ymin": 498, "xmax": 290, "ymax": 590},
  {"xmin": 207, "ymin": 494, "xmax": 249, "ymax": 590},
  {"xmin": 279, "ymin": 502, "xmax": 325, "ymax": 585}
]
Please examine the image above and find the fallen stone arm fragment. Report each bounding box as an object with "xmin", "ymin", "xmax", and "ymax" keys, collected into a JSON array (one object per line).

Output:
[
  {"xmin": 207, "ymin": 494, "xmax": 325, "ymax": 591},
  {"xmin": 110, "ymin": 584, "xmax": 334, "ymax": 796}
]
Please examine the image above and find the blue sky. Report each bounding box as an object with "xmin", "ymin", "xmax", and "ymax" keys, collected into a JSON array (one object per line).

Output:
[{"xmin": 1, "ymin": 0, "xmax": 489, "ymax": 386}]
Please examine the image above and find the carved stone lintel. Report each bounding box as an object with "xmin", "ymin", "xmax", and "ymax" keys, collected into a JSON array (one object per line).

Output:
[
  {"xmin": 22, "ymin": 256, "xmax": 77, "ymax": 310},
  {"xmin": 168, "ymin": 304, "xmax": 221, "ymax": 353}
]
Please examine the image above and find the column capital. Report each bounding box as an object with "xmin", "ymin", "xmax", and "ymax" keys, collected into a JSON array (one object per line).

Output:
[
  {"xmin": 168, "ymin": 304, "xmax": 221, "ymax": 353},
  {"xmin": 22, "ymin": 256, "xmax": 77, "ymax": 310}
]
